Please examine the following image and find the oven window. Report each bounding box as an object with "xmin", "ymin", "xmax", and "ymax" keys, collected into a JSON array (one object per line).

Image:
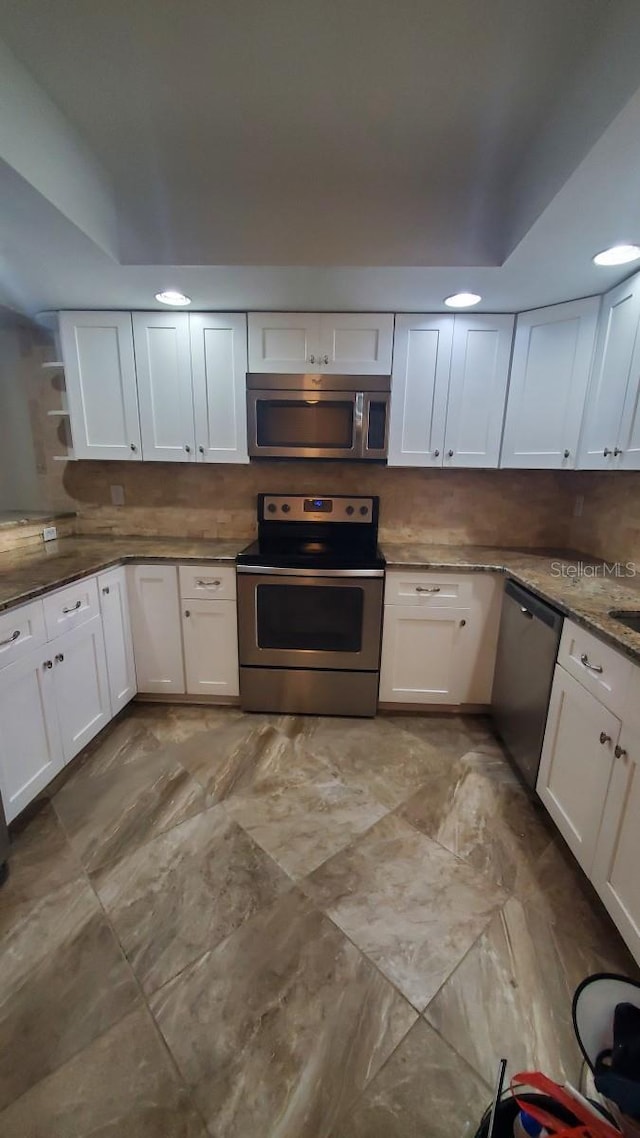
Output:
[
  {"xmin": 257, "ymin": 584, "xmax": 364, "ymax": 652},
  {"xmin": 256, "ymin": 400, "xmax": 354, "ymax": 449}
]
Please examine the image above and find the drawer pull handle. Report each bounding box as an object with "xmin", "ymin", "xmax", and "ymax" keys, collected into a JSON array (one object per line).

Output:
[
  {"xmin": 55, "ymin": 653, "xmax": 64, "ymax": 664},
  {"xmin": 415, "ymin": 586, "xmax": 441, "ymax": 594},
  {"xmin": 63, "ymin": 600, "xmax": 82, "ymax": 614},
  {"xmin": 0, "ymin": 630, "xmax": 20, "ymax": 647},
  {"xmin": 615, "ymin": 744, "xmax": 628, "ymax": 759},
  {"xmin": 599, "ymin": 731, "xmax": 611, "ymax": 745},
  {"xmin": 580, "ymin": 653, "xmax": 603, "ymax": 674},
  {"xmin": 197, "ymin": 578, "xmax": 221, "ymax": 587}
]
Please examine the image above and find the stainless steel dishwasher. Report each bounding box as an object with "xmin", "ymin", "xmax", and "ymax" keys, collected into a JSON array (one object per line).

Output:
[{"xmin": 491, "ymin": 579, "xmax": 563, "ymax": 790}]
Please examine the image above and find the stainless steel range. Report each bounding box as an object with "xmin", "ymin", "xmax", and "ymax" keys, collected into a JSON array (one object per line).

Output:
[{"xmin": 236, "ymin": 494, "xmax": 385, "ymax": 717}]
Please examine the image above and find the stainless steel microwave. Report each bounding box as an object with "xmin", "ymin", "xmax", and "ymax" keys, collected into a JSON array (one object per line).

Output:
[{"xmin": 246, "ymin": 373, "xmax": 391, "ymax": 461}]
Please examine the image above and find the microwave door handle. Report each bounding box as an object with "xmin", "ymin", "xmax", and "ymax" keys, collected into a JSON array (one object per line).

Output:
[{"xmin": 354, "ymin": 392, "xmax": 365, "ymax": 456}]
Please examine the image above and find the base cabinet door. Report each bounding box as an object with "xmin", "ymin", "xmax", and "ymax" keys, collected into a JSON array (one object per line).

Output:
[
  {"xmin": 182, "ymin": 600, "xmax": 239, "ymax": 697},
  {"xmin": 537, "ymin": 665, "xmax": 619, "ymax": 874},
  {"xmin": 379, "ymin": 605, "xmax": 469, "ymax": 704},
  {"xmin": 128, "ymin": 565, "xmax": 185, "ymax": 693},
  {"xmin": 0, "ymin": 646, "xmax": 63, "ymax": 823},
  {"xmin": 99, "ymin": 567, "xmax": 137, "ymax": 714},
  {"xmin": 591, "ymin": 724, "xmax": 640, "ymax": 960},
  {"xmin": 52, "ymin": 616, "xmax": 111, "ymax": 764}
]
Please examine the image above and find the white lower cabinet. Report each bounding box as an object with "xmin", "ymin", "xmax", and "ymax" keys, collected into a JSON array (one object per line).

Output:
[
  {"xmin": 537, "ymin": 664, "xmax": 619, "ymax": 874},
  {"xmin": 591, "ymin": 723, "xmax": 640, "ymax": 960},
  {"xmin": 99, "ymin": 567, "xmax": 136, "ymax": 714},
  {"xmin": 182, "ymin": 599, "xmax": 239, "ymax": 697},
  {"xmin": 538, "ymin": 628, "xmax": 640, "ymax": 964},
  {"xmin": 52, "ymin": 616, "xmax": 111, "ymax": 763},
  {"xmin": 127, "ymin": 564, "xmax": 185, "ymax": 694},
  {"xmin": 0, "ymin": 645, "xmax": 63, "ymax": 823},
  {"xmin": 379, "ymin": 572, "xmax": 501, "ymax": 705}
]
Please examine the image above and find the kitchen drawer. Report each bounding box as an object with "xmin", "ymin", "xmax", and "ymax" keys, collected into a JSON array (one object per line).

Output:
[
  {"xmin": 384, "ymin": 570, "xmax": 474, "ymax": 608},
  {"xmin": 43, "ymin": 576, "xmax": 100, "ymax": 641},
  {"xmin": 179, "ymin": 564, "xmax": 236, "ymax": 601},
  {"xmin": 558, "ymin": 618, "xmax": 632, "ymax": 716},
  {"xmin": 0, "ymin": 600, "xmax": 46, "ymax": 670}
]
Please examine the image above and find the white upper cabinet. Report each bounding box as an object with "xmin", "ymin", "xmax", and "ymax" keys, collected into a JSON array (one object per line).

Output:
[
  {"xmin": 60, "ymin": 311, "xmax": 142, "ymax": 460},
  {"xmin": 133, "ymin": 313, "xmax": 196, "ymax": 462},
  {"xmin": 247, "ymin": 313, "xmax": 393, "ymax": 373},
  {"xmin": 501, "ymin": 297, "xmax": 599, "ymax": 469},
  {"xmin": 578, "ymin": 275, "xmax": 640, "ymax": 470},
  {"xmin": 190, "ymin": 313, "xmax": 248, "ymax": 463},
  {"xmin": 248, "ymin": 313, "xmax": 320, "ymax": 371},
  {"xmin": 443, "ymin": 314, "xmax": 514, "ymax": 468},
  {"xmin": 388, "ymin": 314, "xmax": 453, "ymax": 466},
  {"xmin": 319, "ymin": 313, "xmax": 394, "ymax": 374}
]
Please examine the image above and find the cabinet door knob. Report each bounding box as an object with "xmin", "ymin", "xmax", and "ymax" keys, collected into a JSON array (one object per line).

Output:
[
  {"xmin": 130, "ymin": 443, "xmax": 137, "ymax": 452},
  {"xmin": 563, "ymin": 449, "xmax": 570, "ymax": 459},
  {"xmin": 599, "ymin": 731, "xmax": 612, "ymax": 745},
  {"xmin": 185, "ymin": 445, "xmax": 191, "ymax": 454},
  {"xmin": 55, "ymin": 653, "xmax": 64, "ymax": 664},
  {"xmin": 43, "ymin": 660, "xmax": 53, "ymax": 670},
  {"xmin": 102, "ymin": 586, "xmax": 110, "ymax": 595},
  {"xmin": 614, "ymin": 447, "xmax": 623, "ymax": 456},
  {"xmin": 447, "ymin": 449, "xmax": 454, "ymax": 458},
  {"xmin": 603, "ymin": 447, "xmax": 612, "ymax": 457},
  {"xmin": 198, "ymin": 445, "xmax": 205, "ymax": 455},
  {"xmin": 433, "ymin": 449, "xmax": 440, "ymax": 457},
  {"xmin": 323, "ymin": 354, "xmax": 329, "ymax": 365},
  {"xmin": 309, "ymin": 355, "xmax": 316, "ymax": 364},
  {"xmin": 459, "ymin": 618, "xmax": 466, "ymax": 627},
  {"xmin": 614, "ymin": 744, "xmax": 628, "ymax": 759},
  {"xmin": 184, "ymin": 610, "xmax": 191, "ymax": 618}
]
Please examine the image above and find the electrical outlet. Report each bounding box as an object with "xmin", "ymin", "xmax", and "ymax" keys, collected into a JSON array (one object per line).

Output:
[
  {"xmin": 573, "ymin": 494, "xmax": 585, "ymax": 518},
  {"xmin": 110, "ymin": 485, "xmax": 125, "ymax": 506},
  {"xmin": 43, "ymin": 525, "xmax": 57, "ymax": 542}
]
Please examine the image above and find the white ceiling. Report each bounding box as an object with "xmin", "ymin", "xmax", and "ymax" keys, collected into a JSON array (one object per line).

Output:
[{"xmin": 1, "ymin": 0, "xmax": 640, "ymax": 314}]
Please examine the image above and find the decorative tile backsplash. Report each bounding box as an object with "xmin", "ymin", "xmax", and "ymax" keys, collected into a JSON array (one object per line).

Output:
[
  {"xmin": 61, "ymin": 461, "xmax": 580, "ymax": 549},
  {"xmin": 569, "ymin": 471, "xmax": 640, "ymax": 565}
]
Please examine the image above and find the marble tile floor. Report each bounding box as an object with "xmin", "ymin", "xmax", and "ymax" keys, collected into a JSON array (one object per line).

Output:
[{"xmin": 0, "ymin": 704, "xmax": 637, "ymax": 1137}]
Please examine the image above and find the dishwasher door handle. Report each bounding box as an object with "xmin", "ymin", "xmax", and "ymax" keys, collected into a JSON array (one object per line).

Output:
[{"xmin": 520, "ymin": 606, "xmax": 533, "ymax": 618}]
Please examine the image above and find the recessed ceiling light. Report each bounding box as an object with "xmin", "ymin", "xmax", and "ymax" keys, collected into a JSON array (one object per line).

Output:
[
  {"xmin": 444, "ymin": 292, "xmax": 482, "ymax": 308},
  {"xmin": 593, "ymin": 245, "xmax": 640, "ymax": 267},
  {"xmin": 155, "ymin": 290, "xmax": 192, "ymax": 306}
]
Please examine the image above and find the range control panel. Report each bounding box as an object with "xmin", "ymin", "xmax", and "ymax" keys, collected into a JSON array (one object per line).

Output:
[{"xmin": 260, "ymin": 495, "xmax": 375, "ymax": 523}]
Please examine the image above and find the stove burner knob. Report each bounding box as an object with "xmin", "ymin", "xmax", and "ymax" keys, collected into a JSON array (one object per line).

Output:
[
  {"xmin": 345, "ymin": 505, "xmax": 355, "ymax": 516},
  {"xmin": 359, "ymin": 505, "xmax": 369, "ymax": 516},
  {"xmin": 281, "ymin": 503, "xmax": 291, "ymax": 513},
  {"xmin": 267, "ymin": 503, "xmax": 277, "ymax": 514}
]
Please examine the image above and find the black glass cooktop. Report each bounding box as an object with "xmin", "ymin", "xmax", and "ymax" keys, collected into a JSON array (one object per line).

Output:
[{"xmin": 237, "ymin": 537, "xmax": 386, "ymax": 572}]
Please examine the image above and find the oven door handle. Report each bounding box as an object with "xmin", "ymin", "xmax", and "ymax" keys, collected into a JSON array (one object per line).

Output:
[{"xmin": 236, "ymin": 565, "xmax": 385, "ymax": 578}]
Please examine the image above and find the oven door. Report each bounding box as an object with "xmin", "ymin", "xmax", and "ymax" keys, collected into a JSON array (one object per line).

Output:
[
  {"xmin": 237, "ymin": 568, "xmax": 384, "ymax": 670},
  {"xmin": 247, "ymin": 390, "xmax": 360, "ymax": 459}
]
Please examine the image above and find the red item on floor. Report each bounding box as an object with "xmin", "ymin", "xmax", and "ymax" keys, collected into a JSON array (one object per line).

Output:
[{"xmin": 512, "ymin": 1073, "xmax": 621, "ymax": 1138}]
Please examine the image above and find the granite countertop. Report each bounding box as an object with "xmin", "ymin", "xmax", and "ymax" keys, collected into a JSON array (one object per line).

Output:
[
  {"xmin": 2, "ymin": 534, "xmax": 640, "ymax": 666},
  {"xmin": 382, "ymin": 542, "xmax": 640, "ymax": 665},
  {"xmin": 0, "ymin": 536, "xmax": 246, "ymax": 612}
]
